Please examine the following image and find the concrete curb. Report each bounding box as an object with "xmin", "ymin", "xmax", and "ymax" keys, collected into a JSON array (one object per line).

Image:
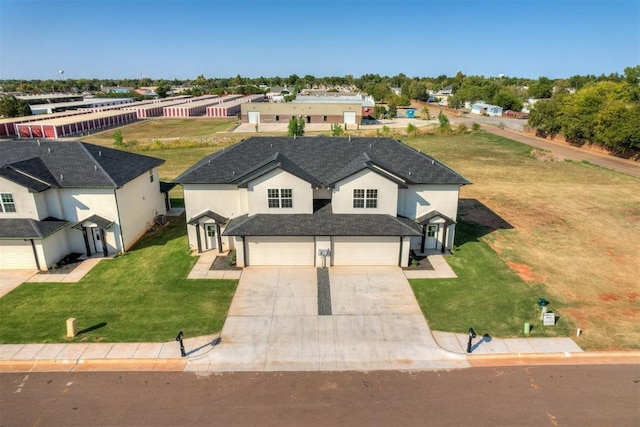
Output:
[
  {"xmin": 468, "ymin": 351, "xmax": 640, "ymax": 367},
  {"xmin": 0, "ymin": 358, "xmax": 187, "ymax": 373}
]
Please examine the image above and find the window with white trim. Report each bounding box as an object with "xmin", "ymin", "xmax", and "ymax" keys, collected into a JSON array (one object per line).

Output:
[
  {"xmin": 268, "ymin": 188, "xmax": 293, "ymax": 208},
  {"xmin": 353, "ymin": 189, "xmax": 377, "ymax": 208},
  {"xmin": 0, "ymin": 193, "xmax": 16, "ymax": 213}
]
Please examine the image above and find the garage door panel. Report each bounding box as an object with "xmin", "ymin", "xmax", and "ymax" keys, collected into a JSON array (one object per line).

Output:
[
  {"xmin": 246, "ymin": 236, "xmax": 314, "ymax": 266},
  {"xmin": 333, "ymin": 236, "xmax": 399, "ymax": 266},
  {"xmin": 0, "ymin": 240, "xmax": 36, "ymax": 269}
]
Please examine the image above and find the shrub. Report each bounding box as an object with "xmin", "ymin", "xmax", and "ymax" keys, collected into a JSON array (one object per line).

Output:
[
  {"xmin": 472, "ymin": 122, "xmax": 481, "ymax": 131},
  {"xmin": 406, "ymin": 123, "xmax": 417, "ymax": 135}
]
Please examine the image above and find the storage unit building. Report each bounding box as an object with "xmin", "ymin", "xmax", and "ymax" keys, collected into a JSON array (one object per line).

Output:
[
  {"xmin": 206, "ymin": 95, "xmax": 264, "ymax": 117},
  {"xmin": 15, "ymin": 110, "xmax": 138, "ymax": 139}
]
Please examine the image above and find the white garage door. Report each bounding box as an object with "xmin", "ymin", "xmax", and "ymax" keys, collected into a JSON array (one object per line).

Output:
[
  {"xmin": 0, "ymin": 240, "xmax": 37, "ymax": 269},
  {"xmin": 246, "ymin": 236, "xmax": 314, "ymax": 266},
  {"xmin": 248, "ymin": 111, "xmax": 260, "ymax": 124},
  {"xmin": 333, "ymin": 236, "xmax": 400, "ymax": 266},
  {"xmin": 343, "ymin": 111, "xmax": 356, "ymax": 125}
]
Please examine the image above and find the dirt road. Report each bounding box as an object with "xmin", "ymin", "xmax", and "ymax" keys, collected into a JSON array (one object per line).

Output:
[{"xmin": 450, "ymin": 114, "xmax": 640, "ymax": 178}]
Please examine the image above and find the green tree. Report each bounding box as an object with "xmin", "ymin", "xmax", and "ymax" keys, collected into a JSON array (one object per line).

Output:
[
  {"xmin": 594, "ymin": 101, "xmax": 640, "ymax": 150},
  {"xmin": 331, "ymin": 123, "xmax": 345, "ymax": 136},
  {"xmin": 406, "ymin": 123, "xmax": 417, "ymax": 135},
  {"xmin": 438, "ymin": 111, "xmax": 450, "ymax": 133},
  {"xmin": 529, "ymin": 97, "xmax": 563, "ymax": 135},
  {"xmin": 0, "ymin": 95, "xmax": 32, "ymax": 118},
  {"xmin": 113, "ymin": 130, "xmax": 124, "ymax": 148},
  {"xmin": 421, "ymin": 106, "xmax": 430, "ymax": 120},
  {"xmin": 528, "ymin": 76, "xmax": 554, "ymax": 99},
  {"xmin": 388, "ymin": 103, "xmax": 397, "ymax": 118},
  {"xmin": 492, "ymin": 89, "xmax": 523, "ymax": 111},
  {"xmin": 287, "ymin": 116, "xmax": 305, "ymax": 136}
]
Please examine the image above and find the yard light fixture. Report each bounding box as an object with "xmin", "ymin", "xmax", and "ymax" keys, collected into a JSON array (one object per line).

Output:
[
  {"xmin": 176, "ymin": 330, "xmax": 186, "ymax": 357},
  {"xmin": 466, "ymin": 328, "xmax": 477, "ymax": 353}
]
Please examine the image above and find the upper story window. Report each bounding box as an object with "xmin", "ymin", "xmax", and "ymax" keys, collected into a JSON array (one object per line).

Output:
[
  {"xmin": 268, "ymin": 188, "xmax": 293, "ymax": 208},
  {"xmin": 0, "ymin": 193, "xmax": 16, "ymax": 213},
  {"xmin": 353, "ymin": 189, "xmax": 377, "ymax": 208},
  {"xmin": 149, "ymin": 170, "xmax": 154, "ymax": 183}
]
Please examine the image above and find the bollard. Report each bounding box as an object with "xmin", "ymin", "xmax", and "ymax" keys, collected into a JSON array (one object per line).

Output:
[
  {"xmin": 66, "ymin": 318, "xmax": 77, "ymax": 338},
  {"xmin": 176, "ymin": 331, "xmax": 186, "ymax": 357},
  {"xmin": 524, "ymin": 322, "xmax": 531, "ymax": 334},
  {"xmin": 576, "ymin": 328, "xmax": 581, "ymax": 337}
]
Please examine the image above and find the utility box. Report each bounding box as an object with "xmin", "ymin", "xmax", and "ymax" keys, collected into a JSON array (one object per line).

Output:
[
  {"xmin": 543, "ymin": 312, "xmax": 556, "ymax": 326},
  {"xmin": 66, "ymin": 318, "xmax": 77, "ymax": 338}
]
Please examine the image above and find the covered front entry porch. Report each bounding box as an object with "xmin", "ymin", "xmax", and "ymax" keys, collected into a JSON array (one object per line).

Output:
[
  {"xmin": 188, "ymin": 210, "xmax": 228, "ymax": 253},
  {"xmin": 72, "ymin": 214, "xmax": 113, "ymax": 258},
  {"xmin": 416, "ymin": 210, "xmax": 456, "ymax": 254}
]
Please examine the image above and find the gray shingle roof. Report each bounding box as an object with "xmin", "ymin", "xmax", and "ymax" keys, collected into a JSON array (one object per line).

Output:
[
  {"xmin": 0, "ymin": 217, "xmax": 69, "ymax": 239},
  {"xmin": 174, "ymin": 136, "xmax": 470, "ymax": 187},
  {"xmin": 0, "ymin": 140, "xmax": 165, "ymax": 191},
  {"xmin": 187, "ymin": 210, "xmax": 228, "ymax": 225},
  {"xmin": 223, "ymin": 203, "xmax": 421, "ymax": 237}
]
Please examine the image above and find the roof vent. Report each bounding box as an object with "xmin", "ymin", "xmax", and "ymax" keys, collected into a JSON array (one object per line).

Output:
[
  {"xmin": 232, "ymin": 170, "xmax": 236, "ymax": 175},
  {"xmin": 47, "ymin": 147, "xmax": 51, "ymax": 154},
  {"xmin": 409, "ymin": 171, "xmax": 412, "ymax": 176},
  {"xmin": 348, "ymin": 135, "xmax": 351, "ymax": 142},
  {"xmin": 99, "ymin": 150, "xmax": 102, "ymax": 156},
  {"xmin": 431, "ymin": 160, "xmax": 435, "ymax": 165},
  {"xmin": 60, "ymin": 174, "xmax": 63, "ymax": 181},
  {"xmin": 208, "ymin": 160, "xmax": 211, "ymax": 165},
  {"xmin": 94, "ymin": 165, "xmax": 97, "ymax": 171},
  {"xmin": 37, "ymin": 140, "xmax": 40, "ymax": 146}
]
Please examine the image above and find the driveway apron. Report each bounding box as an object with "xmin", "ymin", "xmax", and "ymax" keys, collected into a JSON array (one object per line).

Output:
[{"xmin": 194, "ymin": 266, "xmax": 468, "ymax": 371}]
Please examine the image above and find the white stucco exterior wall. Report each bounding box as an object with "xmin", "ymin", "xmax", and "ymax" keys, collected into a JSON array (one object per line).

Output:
[
  {"xmin": 58, "ymin": 188, "xmax": 120, "ymax": 253},
  {"xmin": 115, "ymin": 168, "xmax": 166, "ymax": 251},
  {"xmin": 398, "ymin": 184, "xmax": 461, "ymax": 219},
  {"xmin": 332, "ymin": 169, "xmax": 398, "ymax": 215},
  {"xmin": 247, "ymin": 169, "xmax": 313, "ymax": 215},
  {"xmin": 0, "ymin": 177, "xmax": 38, "ymax": 219},
  {"xmin": 183, "ymin": 183, "xmax": 244, "ymax": 252}
]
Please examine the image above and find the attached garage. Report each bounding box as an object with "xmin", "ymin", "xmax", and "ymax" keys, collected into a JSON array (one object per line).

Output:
[
  {"xmin": 245, "ymin": 236, "xmax": 314, "ymax": 266},
  {"xmin": 332, "ymin": 236, "xmax": 400, "ymax": 266},
  {"xmin": 0, "ymin": 240, "xmax": 36, "ymax": 269}
]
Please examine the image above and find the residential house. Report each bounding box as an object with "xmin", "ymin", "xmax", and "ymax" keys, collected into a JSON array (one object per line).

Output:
[
  {"xmin": 0, "ymin": 140, "xmax": 166, "ymax": 270},
  {"xmin": 175, "ymin": 136, "xmax": 470, "ymax": 267},
  {"xmin": 471, "ymin": 103, "xmax": 504, "ymax": 117}
]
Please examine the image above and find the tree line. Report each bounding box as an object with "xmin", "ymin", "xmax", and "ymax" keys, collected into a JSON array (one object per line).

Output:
[{"xmin": 529, "ymin": 79, "xmax": 640, "ymax": 152}]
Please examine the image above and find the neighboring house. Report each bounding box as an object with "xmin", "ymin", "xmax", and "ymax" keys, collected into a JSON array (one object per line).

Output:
[
  {"xmin": 471, "ymin": 103, "xmax": 504, "ymax": 117},
  {"xmin": 175, "ymin": 136, "xmax": 470, "ymax": 267},
  {"xmin": 0, "ymin": 140, "xmax": 166, "ymax": 270}
]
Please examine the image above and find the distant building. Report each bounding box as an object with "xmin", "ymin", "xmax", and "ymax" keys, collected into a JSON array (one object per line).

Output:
[
  {"xmin": 242, "ymin": 102, "xmax": 362, "ymax": 126},
  {"xmin": 470, "ymin": 103, "xmax": 503, "ymax": 117},
  {"xmin": 102, "ymin": 86, "xmax": 133, "ymax": 94}
]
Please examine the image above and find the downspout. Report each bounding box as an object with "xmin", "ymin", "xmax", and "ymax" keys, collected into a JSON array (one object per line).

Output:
[
  {"xmin": 398, "ymin": 236, "xmax": 403, "ymax": 267},
  {"xmin": 28, "ymin": 239, "xmax": 41, "ymax": 271}
]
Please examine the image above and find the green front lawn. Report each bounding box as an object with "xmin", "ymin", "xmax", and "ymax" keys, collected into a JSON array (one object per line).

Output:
[
  {"xmin": 0, "ymin": 214, "xmax": 237, "ymax": 343},
  {"xmin": 410, "ymin": 220, "xmax": 574, "ymax": 338}
]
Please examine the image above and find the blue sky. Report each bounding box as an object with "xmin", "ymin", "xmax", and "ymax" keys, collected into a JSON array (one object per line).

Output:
[{"xmin": 0, "ymin": 0, "xmax": 638, "ymax": 80}]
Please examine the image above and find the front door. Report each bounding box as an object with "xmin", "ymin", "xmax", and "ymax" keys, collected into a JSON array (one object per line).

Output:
[
  {"xmin": 91, "ymin": 228, "xmax": 103, "ymax": 254},
  {"xmin": 425, "ymin": 224, "xmax": 438, "ymax": 250},
  {"xmin": 205, "ymin": 224, "xmax": 217, "ymax": 250}
]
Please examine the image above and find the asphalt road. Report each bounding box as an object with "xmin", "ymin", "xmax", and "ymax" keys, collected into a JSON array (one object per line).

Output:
[
  {"xmin": 448, "ymin": 113, "xmax": 640, "ymax": 178},
  {"xmin": 2, "ymin": 365, "xmax": 638, "ymax": 426}
]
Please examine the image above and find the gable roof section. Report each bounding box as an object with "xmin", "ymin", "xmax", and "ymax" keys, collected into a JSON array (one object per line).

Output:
[
  {"xmin": 417, "ymin": 210, "xmax": 456, "ymax": 226},
  {"xmin": 0, "ymin": 140, "xmax": 164, "ymax": 190},
  {"xmin": 187, "ymin": 210, "xmax": 228, "ymax": 225},
  {"xmin": 0, "ymin": 217, "xmax": 69, "ymax": 239},
  {"xmin": 175, "ymin": 136, "xmax": 470, "ymax": 187},
  {"xmin": 233, "ymin": 152, "xmax": 323, "ymax": 188}
]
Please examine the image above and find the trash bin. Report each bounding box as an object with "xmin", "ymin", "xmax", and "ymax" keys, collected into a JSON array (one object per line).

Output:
[
  {"xmin": 524, "ymin": 322, "xmax": 531, "ymax": 334},
  {"xmin": 537, "ymin": 298, "xmax": 549, "ymax": 307}
]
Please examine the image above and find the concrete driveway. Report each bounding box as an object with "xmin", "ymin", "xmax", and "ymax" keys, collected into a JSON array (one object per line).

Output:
[
  {"xmin": 0, "ymin": 270, "xmax": 36, "ymax": 298},
  {"xmin": 189, "ymin": 266, "xmax": 467, "ymax": 371}
]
